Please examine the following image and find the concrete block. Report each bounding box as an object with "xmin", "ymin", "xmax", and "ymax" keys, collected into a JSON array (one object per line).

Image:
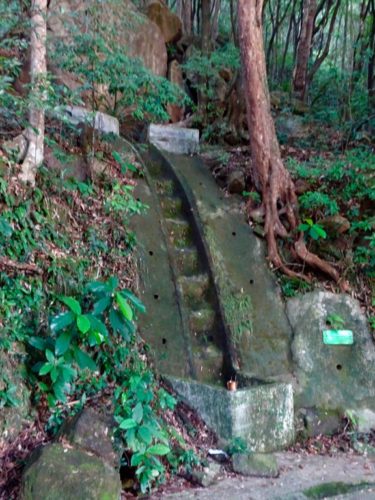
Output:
[
  {"xmin": 167, "ymin": 377, "xmax": 294, "ymax": 452},
  {"xmin": 63, "ymin": 106, "xmax": 120, "ymax": 135},
  {"xmin": 148, "ymin": 124, "xmax": 199, "ymax": 154}
]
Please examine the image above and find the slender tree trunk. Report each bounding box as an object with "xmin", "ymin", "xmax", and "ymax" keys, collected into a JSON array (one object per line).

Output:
[
  {"xmin": 19, "ymin": 0, "xmax": 47, "ymax": 185},
  {"xmin": 307, "ymin": 0, "xmax": 341, "ymax": 84},
  {"xmin": 177, "ymin": 0, "xmax": 192, "ymax": 35},
  {"xmin": 238, "ymin": 0, "xmax": 340, "ymax": 283},
  {"xmin": 292, "ymin": 0, "xmax": 317, "ymax": 101}
]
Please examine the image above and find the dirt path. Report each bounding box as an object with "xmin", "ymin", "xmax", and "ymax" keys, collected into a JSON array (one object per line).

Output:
[{"xmin": 163, "ymin": 452, "xmax": 375, "ymax": 499}]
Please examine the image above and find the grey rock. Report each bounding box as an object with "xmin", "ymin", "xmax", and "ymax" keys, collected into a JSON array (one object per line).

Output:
[
  {"xmin": 63, "ymin": 106, "xmax": 119, "ymax": 135},
  {"xmin": 1, "ymin": 134, "xmax": 28, "ymax": 162},
  {"xmin": 21, "ymin": 443, "xmax": 121, "ymax": 500},
  {"xmin": 232, "ymin": 452, "xmax": 279, "ymax": 478},
  {"xmin": 352, "ymin": 441, "xmax": 375, "ymax": 456},
  {"xmin": 227, "ymin": 170, "xmax": 245, "ymax": 194},
  {"xmin": 191, "ymin": 461, "xmax": 221, "ymax": 487},
  {"xmin": 276, "ymin": 114, "xmax": 309, "ymax": 142},
  {"xmin": 60, "ymin": 408, "xmax": 119, "ymax": 467},
  {"xmin": 148, "ymin": 125, "xmax": 199, "ymax": 154},
  {"xmin": 0, "ymin": 343, "xmax": 31, "ymax": 443},
  {"xmin": 287, "ymin": 291, "xmax": 375, "ymax": 412},
  {"xmin": 347, "ymin": 408, "xmax": 375, "ymax": 433},
  {"xmin": 297, "ymin": 408, "xmax": 342, "ymax": 438},
  {"xmin": 167, "ymin": 377, "xmax": 294, "ymax": 452}
]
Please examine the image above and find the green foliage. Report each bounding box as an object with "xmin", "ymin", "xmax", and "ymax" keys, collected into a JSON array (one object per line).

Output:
[
  {"xmin": 53, "ymin": 0, "xmax": 188, "ymax": 123},
  {"xmin": 326, "ymin": 314, "xmax": 346, "ymax": 329},
  {"xmin": 225, "ymin": 436, "xmax": 248, "ymax": 456},
  {"xmin": 288, "ymin": 148, "xmax": 375, "ymax": 277},
  {"xmin": 183, "ymin": 43, "xmax": 240, "ymax": 140},
  {"xmin": 279, "ymin": 276, "xmax": 312, "ymax": 298},
  {"xmin": 299, "ymin": 218, "xmax": 327, "ymax": 241}
]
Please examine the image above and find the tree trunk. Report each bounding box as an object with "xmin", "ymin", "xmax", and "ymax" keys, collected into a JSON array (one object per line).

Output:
[
  {"xmin": 19, "ymin": 0, "xmax": 47, "ymax": 186},
  {"xmin": 292, "ymin": 0, "xmax": 317, "ymax": 101},
  {"xmin": 177, "ymin": 0, "xmax": 192, "ymax": 35},
  {"xmin": 238, "ymin": 0, "xmax": 340, "ymax": 284}
]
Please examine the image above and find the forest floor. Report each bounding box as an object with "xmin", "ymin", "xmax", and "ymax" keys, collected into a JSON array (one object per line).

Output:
[{"xmin": 162, "ymin": 452, "xmax": 375, "ymax": 499}]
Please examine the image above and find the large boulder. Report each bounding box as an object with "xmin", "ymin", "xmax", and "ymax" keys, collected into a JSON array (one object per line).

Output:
[
  {"xmin": 21, "ymin": 443, "xmax": 121, "ymax": 500},
  {"xmin": 48, "ymin": 0, "xmax": 168, "ymax": 78},
  {"xmin": 0, "ymin": 343, "xmax": 31, "ymax": 443},
  {"xmin": 59, "ymin": 408, "xmax": 119, "ymax": 468},
  {"xmin": 146, "ymin": 1, "xmax": 182, "ymax": 44},
  {"xmin": 287, "ymin": 291, "xmax": 375, "ymax": 413}
]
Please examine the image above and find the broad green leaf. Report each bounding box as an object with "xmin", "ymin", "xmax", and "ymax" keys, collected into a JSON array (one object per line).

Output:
[
  {"xmin": 116, "ymin": 293, "xmax": 133, "ymax": 321},
  {"xmin": 146, "ymin": 444, "xmax": 170, "ymax": 456},
  {"xmin": 120, "ymin": 290, "xmax": 146, "ymax": 313},
  {"xmin": 28, "ymin": 336, "xmax": 46, "ymax": 351},
  {"xmin": 131, "ymin": 452, "xmax": 145, "ymax": 467},
  {"xmin": 92, "ymin": 297, "xmax": 111, "ymax": 316},
  {"xmin": 109, "ymin": 308, "xmax": 125, "ymax": 334},
  {"xmin": 119, "ymin": 418, "xmax": 137, "ymax": 430},
  {"xmin": 39, "ymin": 362, "xmax": 53, "ymax": 376},
  {"xmin": 59, "ymin": 296, "xmax": 82, "ymax": 315},
  {"xmin": 132, "ymin": 402, "xmax": 143, "ymax": 423},
  {"xmin": 88, "ymin": 315, "xmax": 108, "ymax": 337},
  {"xmin": 51, "ymin": 366, "xmax": 58, "ymax": 383},
  {"xmin": 74, "ymin": 348, "xmax": 97, "ymax": 371},
  {"xmin": 138, "ymin": 426, "xmax": 152, "ymax": 445},
  {"xmin": 88, "ymin": 330, "xmax": 103, "ymax": 347},
  {"xmin": 50, "ymin": 311, "xmax": 75, "ymax": 333},
  {"xmin": 107, "ymin": 276, "xmax": 119, "ymax": 291},
  {"xmin": 45, "ymin": 349, "xmax": 55, "ymax": 363},
  {"xmin": 61, "ymin": 364, "xmax": 76, "ymax": 382},
  {"xmin": 55, "ymin": 331, "xmax": 71, "ymax": 355},
  {"xmin": 77, "ymin": 314, "xmax": 91, "ymax": 334},
  {"xmin": 85, "ymin": 281, "xmax": 109, "ymax": 295},
  {"xmin": 313, "ymin": 224, "xmax": 327, "ymax": 239}
]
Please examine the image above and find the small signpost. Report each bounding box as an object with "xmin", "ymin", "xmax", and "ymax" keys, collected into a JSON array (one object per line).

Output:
[{"xmin": 323, "ymin": 330, "xmax": 354, "ymax": 345}]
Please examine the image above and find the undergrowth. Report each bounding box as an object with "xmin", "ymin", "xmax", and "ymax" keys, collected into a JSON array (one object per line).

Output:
[{"xmin": 0, "ymin": 148, "xmax": 197, "ymax": 493}]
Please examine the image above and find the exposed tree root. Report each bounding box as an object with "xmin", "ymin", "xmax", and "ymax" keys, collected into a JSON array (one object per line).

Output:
[{"xmin": 0, "ymin": 256, "xmax": 42, "ymax": 275}]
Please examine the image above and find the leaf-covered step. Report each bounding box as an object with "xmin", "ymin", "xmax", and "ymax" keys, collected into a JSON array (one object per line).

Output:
[
  {"xmin": 178, "ymin": 274, "xmax": 211, "ymax": 308},
  {"xmin": 155, "ymin": 178, "xmax": 175, "ymax": 196},
  {"xmin": 175, "ymin": 247, "xmax": 202, "ymax": 276},
  {"xmin": 189, "ymin": 308, "xmax": 216, "ymax": 333},
  {"xmin": 160, "ymin": 196, "xmax": 183, "ymax": 218},
  {"xmin": 165, "ymin": 218, "xmax": 193, "ymax": 248}
]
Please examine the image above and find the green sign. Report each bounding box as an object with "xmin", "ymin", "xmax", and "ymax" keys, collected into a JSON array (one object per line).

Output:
[{"xmin": 323, "ymin": 330, "xmax": 354, "ymax": 345}]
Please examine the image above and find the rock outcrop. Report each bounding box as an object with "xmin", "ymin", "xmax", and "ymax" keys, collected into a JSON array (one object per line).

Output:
[
  {"xmin": 146, "ymin": 1, "xmax": 182, "ymax": 44},
  {"xmin": 48, "ymin": 0, "xmax": 168, "ymax": 79},
  {"xmin": 21, "ymin": 408, "xmax": 121, "ymax": 500}
]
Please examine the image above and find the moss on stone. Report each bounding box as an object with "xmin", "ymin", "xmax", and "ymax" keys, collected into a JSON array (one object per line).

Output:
[{"xmin": 303, "ymin": 481, "xmax": 375, "ymax": 498}]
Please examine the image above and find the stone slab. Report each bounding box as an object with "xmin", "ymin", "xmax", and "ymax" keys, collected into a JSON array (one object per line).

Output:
[
  {"xmin": 286, "ymin": 291, "xmax": 375, "ymax": 412},
  {"xmin": 156, "ymin": 149, "xmax": 293, "ymax": 380},
  {"xmin": 21, "ymin": 443, "xmax": 121, "ymax": 500},
  {"xmin": 148, "ymin": 125, "xmax": 199, "ymax": 154},
  {"xmin": 63, "ymin": 106, "xmax": 120, "ymax": 135},
  {"xmin": 167, "ymin": 377, "xmax": 294, "ymax": 452}
]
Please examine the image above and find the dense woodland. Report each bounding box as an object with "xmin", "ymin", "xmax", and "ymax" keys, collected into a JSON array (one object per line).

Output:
[{"xmin": 0, "ymin": 0, "xmax": 374, "ymax": 496}]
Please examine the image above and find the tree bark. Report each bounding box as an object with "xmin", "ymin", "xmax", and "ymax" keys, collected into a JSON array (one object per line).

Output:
[
  {"xmin": 238, "ymin": 0, "xmax": 340, "ymax": 284},
  {"xmin": 177, "ymin": 0, "xmax": 192, "ymax": 36},
  {"xmin": 292, "ymin": 0, "xmax": 317, "ymax": 101},
  {"xmin": 19, "ymin": 0, "xmax": 47, "ymax": 186}
]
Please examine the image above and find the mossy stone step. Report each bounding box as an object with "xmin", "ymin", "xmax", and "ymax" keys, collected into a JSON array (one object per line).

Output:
[
  {"xmin": 189, "ymin": 308, "xmax": 216, "ymax": 333},
  {"xmin": 178, "ymin": 274, "xmax": 210, "ymax": 307},
  {"xmin": 160, "ymin": 195, "xmax": 183, "ymax": 218},
  {"xmin": 155, "ymin": 178, "xmax": 175, "ymax": 196},
  {"xmin": 191, "ymin": 342, "xmax": 224, "ymax": 383},
  {"xmin": 165, "ymin": 218, "xmax": 193, "ymax": 248},
  {"xmin": 175, "ymin": 247, "xmax": 202, "ymax": 275}
]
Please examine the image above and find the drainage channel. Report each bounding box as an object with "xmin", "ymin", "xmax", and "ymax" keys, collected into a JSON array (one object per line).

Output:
[{"xmin": 134, "ymin": 146, "xmax": 235, "ymax": 386}]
